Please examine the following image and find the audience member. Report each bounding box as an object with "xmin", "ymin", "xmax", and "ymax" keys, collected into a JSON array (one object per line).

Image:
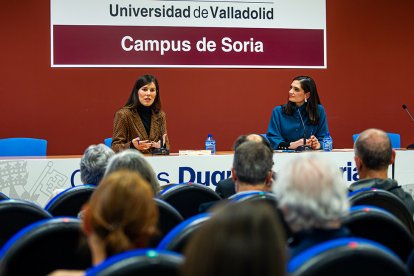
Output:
[
  {"xmin": 105, "ymin": 149, "xmax": 160, "ymax": 195},
  {"xmin": 80, "ymin": 144, "xmax": 114, "ymax": 185},
  {"xmin": 111, "ymin": 74, "xmax": 169, "ymax": 154},
  {"xmin": 273, "ymin": 154, "xmax": 350, "ymax": 258},
  {"xmin": 49, "ymin": 170, "xmax": 158, "ymax": 275},
  {"xmin": 215, "ymin": 134, "xmax": 273, "ymax": 198},
  {"xmin": 49, "ymin": 144, "xmax": 114, "ymax": 199},
  {"xmin": 232, "ymin": 141, "xmax": 274, "ymax": 193},
  {"xmin": 349, "ymin": 128, "xmax": 414, "ymax": 215},
  {"xmin": 181, "ymin": 202, "xmax": 287, "ymax": 276},
  {"xmin": 267, "ymin": 76, "xmax": 329, "ymax": 150}
]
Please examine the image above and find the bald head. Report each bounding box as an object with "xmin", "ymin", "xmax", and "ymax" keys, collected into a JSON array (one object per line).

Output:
[
  {"xmin": 232, "ymin": 134, "xmax": 273, "ymax": 152},
  {"xmin": 246, "ymin": 134, "xmax": 263, "ymax": 143},
  {"xmin": 354, "ymin": 128, "xmax": 393, "ymax": 170}
]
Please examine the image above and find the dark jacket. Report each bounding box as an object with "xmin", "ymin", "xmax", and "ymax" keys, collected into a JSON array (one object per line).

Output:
[
  {"xmin": 215, "ymin": 178, "xmax": 236, "ymax": 199},
  {"xmin": 349, "ymin": 178, "xmax": 414, "ymax": 216},
  {"xmin": 290, "ymin": 227, "xmax": 351, "ymax": 258}
]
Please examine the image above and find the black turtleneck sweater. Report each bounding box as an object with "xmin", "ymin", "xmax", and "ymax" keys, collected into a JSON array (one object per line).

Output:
[{"xmin": 137, "ymin": 105, "xmax": 152, "ymax": 136}]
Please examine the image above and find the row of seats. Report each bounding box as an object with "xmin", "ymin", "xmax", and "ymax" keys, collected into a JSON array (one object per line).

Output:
[
  {"xmin": 0, "ymin": 200, "xmax": 412, "ymax": 275},
  {"xmin": 0, "ymin": 132, "xmax": 404, "ymax": 157},
  {"xmin": 1, "ymin": 184, "xmax": 413, "ymax": 249}
]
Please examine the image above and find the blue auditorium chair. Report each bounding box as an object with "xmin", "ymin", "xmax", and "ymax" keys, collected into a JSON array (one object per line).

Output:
[
  {"xmin": 0, "ymin": 217, "xmax": 91, "ymax": 275},
  {"xmin": 159, "ymin": 183, "xmax": 221, "ymax": 219},
  {"xmin": 288, "ymin": 237, "xmax": 410, "ymax": 276},
  {"xmin": 229, "ymin": 190, "xmax": 277, "ymax": 204},
  {"xmin": 104, "ymin": 137, "xmax": 112, "ymax": 148},
  {"xmin": 45, "ymin": 185, "xmax": 96, "ymax": 217},
  {"xmin": 0, "ymin": 192, "xmax": 8, "ymax": 200},
  {"xmin": 342, "ymin": 205, "xmax": 414, "ymax": 262},
  {"xmin": 150, "ymin": 198, "xmax": 184, "ymax": 247},
  {"xmin": 0, "ymin": 199, "xmax": 52, "ymax": 248},
  {"xmin": 228, "ymin": 191, "xmax": 292, "ymax": 239},
  {"xmin": 348, "ymin": 188, "xmax": 414, "ymax": 235},
  {"xmin": 352, "ymin": 132, "xmax": 400, "ymax": 148},
  {"xmin": 0, "ymin": 138, "xmax": 47, "ymax": 156},
  {"xmin": 85, "ymin": 249, "xmax": 184, "ymax": 276},
  {"xmin": 157, "ymin": 212, "xmax": 211, "ymax": 253}
]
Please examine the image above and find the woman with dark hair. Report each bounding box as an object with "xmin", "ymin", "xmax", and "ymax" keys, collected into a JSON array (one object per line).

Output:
[
  {"xmin": 266, "ymin": 76, "xmax": 329, "ymax": 150},
  {"xmin": 112, "ymin": 75, "xmax": 169, "ymax": 153},
  {"xmin": 181, "ymin": 202, "xmax": 287, "ymax": 276}
]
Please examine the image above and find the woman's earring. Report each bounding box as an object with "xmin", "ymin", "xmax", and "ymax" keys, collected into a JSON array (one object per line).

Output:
[{"xmin": 305, "ymin": 97, "xmax": 308, "ymax": 103}]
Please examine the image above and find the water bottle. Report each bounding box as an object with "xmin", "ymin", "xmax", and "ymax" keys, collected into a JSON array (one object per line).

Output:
[
  {"xmin": 322, "ymin": 132, "xmax": 333, "ymax": 152},
  {"xmin": 205, "ymin": 134, "xmax": 216, "ymax": 154}
]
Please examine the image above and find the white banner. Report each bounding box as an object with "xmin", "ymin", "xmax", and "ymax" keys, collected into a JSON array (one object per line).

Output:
[
  {"xmin": 2, "ymin": 150, "xmax": 413, "ymax": 207},
  {"xmin": 51, "ymin": 0, "xmax": 327, "ymax": 68}
]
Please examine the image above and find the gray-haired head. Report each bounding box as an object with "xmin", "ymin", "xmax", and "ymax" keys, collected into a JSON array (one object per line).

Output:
[
  {"xmin": 354, "ymin": 128, "xmax": 392, "ymax": 171},
  {"xmin": 80, "ymin": 144, "xmax": 115, "ymax": 185},
  {"xmin": 273, "ymin": 153, "xmax": 349, "ymax": 232},
  {"xmin": 105, "ymin": 149, "xmax": 160, "ymax": 194},
  {"xmin": 233, "ymin": 141, "xmax": 274, "ymax": 185}
]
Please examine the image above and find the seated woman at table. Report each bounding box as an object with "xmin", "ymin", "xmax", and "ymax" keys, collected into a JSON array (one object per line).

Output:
[
  {"xmin": 266, "ymin": 76, "xmax": 329, "ymax": 150},
  {"xmin": 111, "ymin": 74, "xmax": 169, "ymax": 153}
]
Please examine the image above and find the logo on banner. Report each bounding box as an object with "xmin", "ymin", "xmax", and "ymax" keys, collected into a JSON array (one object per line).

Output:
[{"xmin": 0, "ymin": 160, "xmax": 66, "ymax": 203}]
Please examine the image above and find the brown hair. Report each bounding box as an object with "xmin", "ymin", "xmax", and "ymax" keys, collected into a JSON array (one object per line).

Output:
[
  {"xmin": 181, "ymin": 202, "xmax": 287, "ymax": 276},
  {"xmin": 83, "ymin": 170, "xmax": 158, "ymax": 258}
]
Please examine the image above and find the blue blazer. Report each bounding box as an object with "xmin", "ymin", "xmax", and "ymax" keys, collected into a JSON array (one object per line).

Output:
[{"xmin": 266, "ymin": 104, "xmax": 329, "ymax": 149}]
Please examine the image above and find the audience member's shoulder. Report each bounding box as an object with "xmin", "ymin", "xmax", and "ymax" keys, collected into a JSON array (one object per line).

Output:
[
  {"xmin": 215, "ymin": 178, "xmax": 236, "ymax": 199},
  {"xmin": 349, "ymin": 178, "xmax": 374, "ymax": 191},
  {"xmin": 217, "ymin": 178, "xmax": 233, "ymax": 186}
]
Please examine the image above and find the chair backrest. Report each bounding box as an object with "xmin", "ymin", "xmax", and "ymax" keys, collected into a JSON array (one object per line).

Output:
[
  {"xmin": 104, "ymin": 137, "xmax": 112, "ymax": 148},
  {"xmin": 288, "ymin": 237, "xmax": 410, "ymax": 276},
  {"xmin": 342, "ymin": 205, "xmax": 414, "ymax": 262},
  {"xmin": 0, "ymin": 192, "xmax": 9, "ymax": 200},
  {"xmin": 150, "ymin": 198, "xmax": 184, "ymax": 247},
  {"xmin": 0, "ymin": 217, "xmax": 91, "ymax": 276},
  {"xmin": 85, "ymin": 249, "xmax": 184, "ymax": 276},
  {"xmin": 0, "ymin": 199, "xmax": 52, "ymax": 248},
  {"xmin": 229, "ymin": 191, "xmax": 277, "ymax": 204},
  {"xmin": 0, "ymin": 138, "xmax": 47, "ymax": 157},
  {"xmin": 159, "ymin": 183, "xmax": 221, "ymax": 219},
  {"xmin": 44, "ymin": 185, "xmax": 96, "ymax": 217},
  {"xmin": 157, "ymin": 213, "xmax": 211, "ymax": 253},
  {"xmin": 348, "ymin": 188, "xmax": 414, "ymax": 234},
  {"xmin": 352, "ymin": 132, "xmax": 401, "ymax": 148},
  {"xmin": 228, "ymin": 191, "xmax": 292, "ymax": 239}
]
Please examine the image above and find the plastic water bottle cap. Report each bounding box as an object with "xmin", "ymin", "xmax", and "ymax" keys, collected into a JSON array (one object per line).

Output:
[{"xmin": 208, "ymin": 134, "xmax": 212, "ymax": 137}]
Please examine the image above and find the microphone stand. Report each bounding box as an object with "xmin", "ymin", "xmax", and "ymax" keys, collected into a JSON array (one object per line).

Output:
[
  {"xmin": 402, "ymin": 104, "xmax": 414, "ymax": 149},
  {"xmin": 295, "ymin": 108, "xmax": 313, "ymax": 152},
  {"xmin": 153, "ymin": 121, "xmax": 170, "ymax": 156},
  {"xmin": 152, "ymin": 134, "xmax": 170, "ymax": 155}
]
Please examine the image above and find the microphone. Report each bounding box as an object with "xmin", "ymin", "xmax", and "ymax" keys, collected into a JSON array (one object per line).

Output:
[
  {"xmin": 295, "ymin": 108, "xmax": 312, "ymax": 152},
  {"xmin": 152, "ymin": 118, "xmax": 170, "ymax": 155},
  {"xmin": 402, "ymin": 104, "xmax": 414, "ymax": 122}
]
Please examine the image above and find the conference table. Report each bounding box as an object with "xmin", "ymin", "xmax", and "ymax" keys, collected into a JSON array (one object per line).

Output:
[{"xmin": 1, "ymin": 149, "xmax": 413, "ymax": 207}]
